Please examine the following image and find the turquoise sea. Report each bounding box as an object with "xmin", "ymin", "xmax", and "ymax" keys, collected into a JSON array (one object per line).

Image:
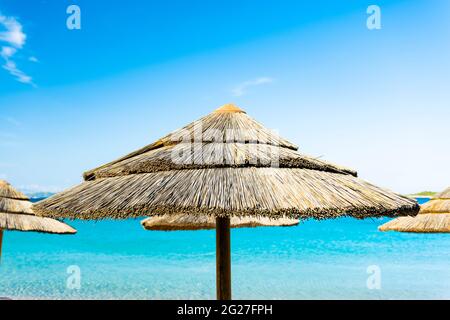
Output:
[{"xmin": 1, "ymin": 198, "xmax": 449, "ymax": 300}]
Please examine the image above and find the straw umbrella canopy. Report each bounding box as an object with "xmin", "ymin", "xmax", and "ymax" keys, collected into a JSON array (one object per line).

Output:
[
  {"xmin": 141, "ymin": 214, "xmax": 299, "ymax": 231},
  {"xmin": 34, "ymin": 103, "xmax": 419, "ymax": 299},
  {"xmin": 379, "ymin": 187, "xmax": 450, "ymax": 233},
  {"xmin": 0, "ymin": 180, "xmax": 76, "ymax": 261}
]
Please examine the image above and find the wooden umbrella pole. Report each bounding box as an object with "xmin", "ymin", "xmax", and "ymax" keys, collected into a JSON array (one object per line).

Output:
[
  {"xmin": 0, "ymin": 229, "xmax": 3, "ymax": 263},
  {"xmin": 216, "ymin": 217, "xmax": 231, "ymax": 300}
]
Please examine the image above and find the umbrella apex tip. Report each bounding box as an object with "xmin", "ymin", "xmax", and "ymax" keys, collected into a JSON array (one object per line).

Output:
[{"xmin": 214, "ymin": 103, "xmax": 246, "ymax": 114}]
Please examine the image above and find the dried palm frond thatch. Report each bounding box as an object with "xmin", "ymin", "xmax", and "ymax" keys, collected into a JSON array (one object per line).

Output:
[
  {"xmin": 0, "ymin": 180, "xmax": 76, "ymax": 262},
  {"xmin": 378, "ymin": 214, "xmax": 450, "ymax": 233},
  {"xmin": 420, "ymin": 187, "xmax": 450, "ymax": 214},
  {"xmin": 33, "ymin": 103, "xmax": 419, "ymax": 299},
  {"xmin": 0, "ymin": 180, "xmax": 76, "ymax": 234},
  {"xmin": 379, "ymin": 186, "xmax": 450, "ymax": 233},
  {"xmin": 35, "ymin": 167, "xmax": 417, "ymax": 220},
  {"xmin": 34, "ymin": 104, "xmax": 418, "ymax": 220},
  {"xmin": 141, "ymin": 214, "xmax": 299, "ymax": 231},
  {"xmin": 433, "ymin": 187, "xmax": 450, "ymax": 199}
]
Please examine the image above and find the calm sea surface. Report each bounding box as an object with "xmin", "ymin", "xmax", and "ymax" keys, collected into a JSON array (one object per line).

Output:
[{"xmin": 1, "ymin": 198, "xmax": 449, "ymax": 299}]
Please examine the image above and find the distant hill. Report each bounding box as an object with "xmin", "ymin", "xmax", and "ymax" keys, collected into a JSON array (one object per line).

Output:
[{"xmin": 408, "ymin": 191, "xmax": 436, "ymax": 198}]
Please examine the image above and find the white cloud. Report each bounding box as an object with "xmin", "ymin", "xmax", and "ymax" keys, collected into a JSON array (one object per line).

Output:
[
  {"xmin": 232, "ymin": 77, "xmax": 274, "ymax": 97},
  {"xmin": 0, "ymin": 12, "xmax": 34, "ymax": 85},
  {"xmin": 3, "ymin": 59, "xmax": 32, "ymax": 83},
  {"xmin": 0, "ymin": 46, "xmax": 16, "ymax": 58},
  {"xmin": 0, "ymin": 14, "xmax": 26, "ymax": 48},
  {"xmin": 29, "ymin": 56, "xmax": 38, "ymax": 62}
]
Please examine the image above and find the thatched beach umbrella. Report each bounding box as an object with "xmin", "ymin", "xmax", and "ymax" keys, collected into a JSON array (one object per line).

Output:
[
  {"xmin": 34, "ymin": 103, "xmax": 419, "ymax": 299},
  {"xmin": 379, "ymin": 187, "xmax": 450, "ymax": 233},
  {"xmin": 141, "ymin": 214, "xmax": 299, "ymax": 231},
  {"xmin": 0, "ymin": 180, "xmax": 76, "ymax": 261}
]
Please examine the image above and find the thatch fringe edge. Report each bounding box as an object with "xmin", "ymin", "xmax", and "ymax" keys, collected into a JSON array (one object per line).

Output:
[
  {"xmin": 85, "ymin": 159, "xmax": 357, "ymax": 180},
  {"xmin": 34, "ymin": 202, "xmax": 419, "ymax": 221}
]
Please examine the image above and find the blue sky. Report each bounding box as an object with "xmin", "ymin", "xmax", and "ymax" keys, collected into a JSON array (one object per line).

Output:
[{"xmin": 0, "ymin": 0, "xmax": 449, "ymax": 194}]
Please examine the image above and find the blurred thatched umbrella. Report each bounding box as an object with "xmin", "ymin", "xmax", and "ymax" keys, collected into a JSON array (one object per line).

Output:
[
  {"xmin": 379, "ymin": 187, "xmax": 450, "ymax": 233},
  {"xmin": 141, "ymin": 214, "xmax": 299, "ymax": 231},
  {"xmin": 34, "ymin": 103, "xmax": 418, "ymax": 299},
  {"xmin": 0, "ymin": 180, "xmax": 76, "ymax": 261}
]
